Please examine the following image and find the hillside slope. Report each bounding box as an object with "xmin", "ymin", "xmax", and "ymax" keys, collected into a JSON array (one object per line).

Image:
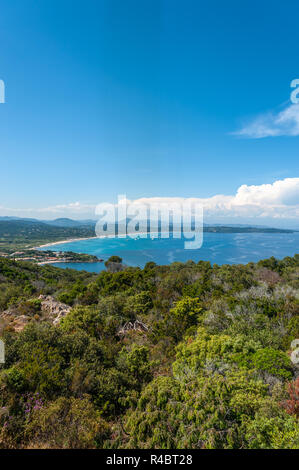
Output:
[{"xmin": 0, "ymin": 255, "xmax": 298, "ymax": 449}]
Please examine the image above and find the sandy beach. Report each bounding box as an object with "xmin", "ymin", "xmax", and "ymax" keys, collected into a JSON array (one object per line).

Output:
[
  {"xmin": 33, "ymin": 236, "xmax": 100, "ymax": 250},
  {"xmin": 37, "ymin": 259, "xmax": 71, "ymax": 265},
  {"xmin": 33, "ymin": 233, "xmax": 135, "ymax": 250},
  {"xmin": 37, "ymin": 258, "xmax": 103, "ymax": 265},
  {"xmin": 33, "ymin": 232, "xmax": 155, "ymax": 251}
]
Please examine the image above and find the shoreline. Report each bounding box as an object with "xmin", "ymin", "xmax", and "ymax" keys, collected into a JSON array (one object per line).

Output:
[
  {"xmin": 33, "ymin": 236, "xmax": 100, "ymax": 249},
  {"xmin": 33, "ymin": 233, "xmax": 151, "ymax": 250},
  {"xmin": 37, "ymin": 258, "xmax": 103, "ymax": 265}
]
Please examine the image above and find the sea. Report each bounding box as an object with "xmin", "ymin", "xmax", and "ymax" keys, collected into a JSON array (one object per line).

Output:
[{"xmin": 38, "ymin": 232, "xmax": 299, "ymax": 273}]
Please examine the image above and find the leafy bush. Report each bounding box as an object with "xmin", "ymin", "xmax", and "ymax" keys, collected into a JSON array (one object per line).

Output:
[
  {"xmin": 251, "ymin": 348, "xmax": 293, "ymax": 380},
  {"xmin": 24, "ymin": 396, "xmax": 110, "ymax": 448}
]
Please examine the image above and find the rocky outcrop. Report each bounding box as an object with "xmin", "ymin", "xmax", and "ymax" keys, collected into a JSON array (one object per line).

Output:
[
  {"xmin": 38, "ymin": 295, "xmax": 71, "ymax": 325},
  {"xmin": 0, "ymin": 312, "xmax": 30, "ymax": 333},
  {"xmin": 117, "ymin": 319, "xmax": 149, "ymax": 337},
  {"xmin": 0, "ymin": 296, "xmax": 71, "ymax": 332}
]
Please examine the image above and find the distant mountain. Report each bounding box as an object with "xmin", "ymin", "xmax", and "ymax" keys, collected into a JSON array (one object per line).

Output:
[
  {"xmin": 0, "ymin": 216, "xmax": 296, "ymax": 233},
  {"xmin": 0, "ymin": 219, "xmax": 96, "ymax": 236},
  {"xmin": 0, "ymin": 216, "xmax": 40, "ymax": 223},
  {"xmin": 204, "ymin": 223, "xmax": 271, "ymax": 229},
  {"xmin": 0, "ymin": 216, "xmax": 96, "ymax": 228},
  {"xmin": 45, "ymin": 218, "xmax": 96, "ymax": 228}
]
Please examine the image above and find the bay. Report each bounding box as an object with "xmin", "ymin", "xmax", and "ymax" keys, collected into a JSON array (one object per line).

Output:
[{"xmin": 39, "ymin": 232, "xmax": 299, "ymax": 273}]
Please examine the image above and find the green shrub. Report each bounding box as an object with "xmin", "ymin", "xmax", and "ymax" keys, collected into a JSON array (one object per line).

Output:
[{"xmin": 24, "ymin": 396, "xmax": 110, "ymax": 448}]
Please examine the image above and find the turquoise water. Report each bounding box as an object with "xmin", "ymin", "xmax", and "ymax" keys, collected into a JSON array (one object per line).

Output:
[{"xmin": 39, "ymin": 232, "xmax": 299, "ymax": 273}]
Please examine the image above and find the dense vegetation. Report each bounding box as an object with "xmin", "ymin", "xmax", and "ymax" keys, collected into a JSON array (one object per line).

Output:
[
  {"xmin": 0, "ymin": 254, "xmax": 298, "ymax": 449},
  {"xmin": 0, "ymin": 220, "xmax": 95, "ymax": 253}
]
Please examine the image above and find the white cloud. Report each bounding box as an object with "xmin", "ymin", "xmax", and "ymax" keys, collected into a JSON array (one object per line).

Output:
[
  {"xmin": 234, "ymin": 103, "xmax": 299, "ymax": 138},
  {"xmin": 0, "ymin": 178, "xmax": 298, "ymax": 226},
  {"xmin": 130, "ymin": 178, "xmax": 299, "ymax": 221},
  {"xmin": 233, "ymin": 178, "xmax": 299, "ymax": 205}
]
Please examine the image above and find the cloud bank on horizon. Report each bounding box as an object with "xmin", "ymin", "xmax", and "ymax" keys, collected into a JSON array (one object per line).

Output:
[
  {"xmin": 0, "ymin": 178, "xmax": 298, "ymax": 227},
  {"xmin": 235, "ymin": 103, "xmax": 299, "ymax": 138}
]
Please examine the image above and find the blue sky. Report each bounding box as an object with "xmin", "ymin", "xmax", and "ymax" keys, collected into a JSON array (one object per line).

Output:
[{"xmin": 0, "ymin": 0, "xmax": 298, "ymax": 226}]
